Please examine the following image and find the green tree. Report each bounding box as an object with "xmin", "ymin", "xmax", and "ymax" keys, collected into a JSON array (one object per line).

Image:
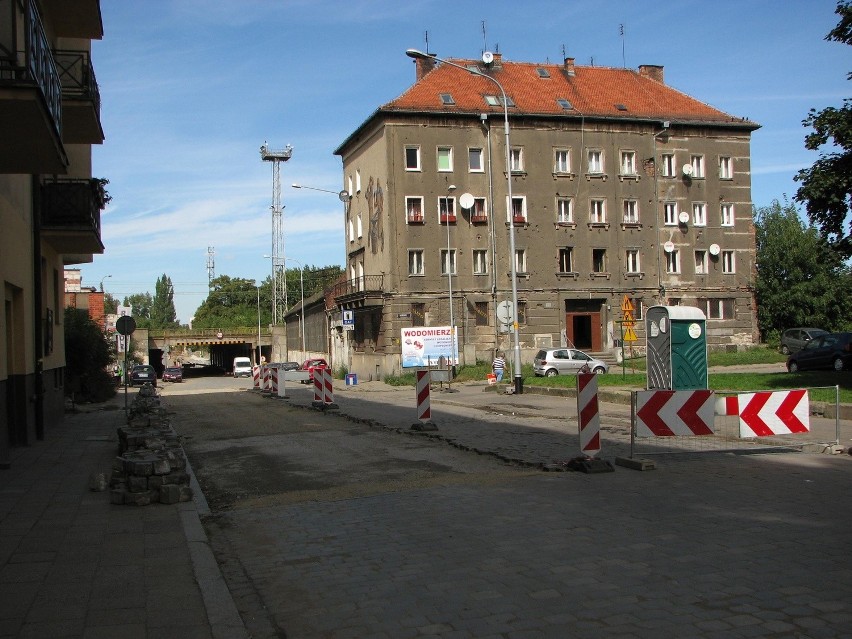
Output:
[
  {"xmin": 123, "ymin": 292, "xmax": 153, "ymax": 328},
  {"xmin": 794, "ymin": 1, "xmax": 852, "ymax": 256},
  {"xmin": 754, "ymin": 200, "xmax": 852, "ymax": 340},
  {"xmin": 103, "ymin": 292, "xmax": 119, "ymax": 315},
  {"xmin": 150, "ymin": 274, "xmax": 179, "ymax": 328},
  {"xmin": 192, "ymin": 275, "xmax": 271, "ymax": 328},
  {"xmin": 64, "ymin": 307, "xmax": 115, "ymax": 402},
  {"xmin": 284, "ymin": 264, "xmax": 344, "ymax": 309}
]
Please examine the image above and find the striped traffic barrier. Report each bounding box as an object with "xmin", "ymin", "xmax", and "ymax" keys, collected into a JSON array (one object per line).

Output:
[
  {"xmin": 411, "ymin": 370, "xmax": 437, "ymax": 431},
  {"xmin": 252, "ymin": 365, "xmax": 260, "ymax": 389},
  {"xmin": 322, "ymin": 368, "xmax": 338, "ymax": 409},
  {"xmin": 577, "ymin": 372, "xmax": 601, "ymax": 457},
  {"xmin": 717, "ymin": 389, "xmax": 810, "ymax": 438},
  {"xmin": 262, "ymin": 365, "xmax": 271, "ymax": 394},
  {"xmin": 269, "ymin": 366, "xmax": 278, "ymax": 396}
]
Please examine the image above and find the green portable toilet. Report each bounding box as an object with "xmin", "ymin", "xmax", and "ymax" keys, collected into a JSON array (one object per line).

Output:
[{"xmin": 645, "ymin": 306, "xmax": 708, "ymax": 390}]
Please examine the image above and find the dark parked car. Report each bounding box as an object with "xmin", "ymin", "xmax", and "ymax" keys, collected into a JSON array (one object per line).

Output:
[
  {"xmin": 780, "ymin": 327, "xmax": 828, "ymax": 355},
  {"xmin": 300, "ymin": 358, "xmax": 328, "ymax": 383},
  {"xmin": 162, "ymin": 367, "xmax": 183, "ymax": 383},
  {"xmin": 279, "ymin": 361, "xmax": 301, "ymax": 371},
  {"xmin": 129, "ymin": 364, "xmax": 157, "ymax": 387},
  {"xmin": 786, "ymin": 332, "xmax": 852, "ymax": 373}
]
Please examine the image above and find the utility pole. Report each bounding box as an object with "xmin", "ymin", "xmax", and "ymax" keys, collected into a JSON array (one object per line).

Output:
[{"xmin": 260, "ymin": 142, "xmax": 293, "ymax": 324}]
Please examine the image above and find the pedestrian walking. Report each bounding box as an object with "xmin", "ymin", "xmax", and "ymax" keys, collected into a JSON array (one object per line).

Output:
[{"xmin": 492, "ymin": 352, "xmax": 506, "ymax": 382}]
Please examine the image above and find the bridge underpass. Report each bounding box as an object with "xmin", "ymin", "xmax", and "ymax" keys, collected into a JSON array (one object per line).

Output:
[{"xmin": 146, "ymin": 328, "xmax": 272, "ymax": 375}]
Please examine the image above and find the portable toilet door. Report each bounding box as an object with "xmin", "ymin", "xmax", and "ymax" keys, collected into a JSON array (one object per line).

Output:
[{"xmin": 645, "ymin": 306, "xmax": 708, "ymax": 390}]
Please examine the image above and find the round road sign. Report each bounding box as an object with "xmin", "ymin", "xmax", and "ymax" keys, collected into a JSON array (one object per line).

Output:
[{"xmin": 116, "ymin": 315, "xmax": 136, "ymax": 336}]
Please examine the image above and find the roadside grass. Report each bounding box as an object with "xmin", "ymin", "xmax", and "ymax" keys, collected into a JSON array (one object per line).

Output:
[{"xmin": 383, "ymin": 347, "xmax": 852, "ymax": 403}]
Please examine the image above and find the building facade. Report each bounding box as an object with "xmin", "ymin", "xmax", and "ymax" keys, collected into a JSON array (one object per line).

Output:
[
  {"xmin": 334, "ymin": 53, "xmax": 759, "ymax": 381},
  {"xmin": 1, "ymin": 0, "xmax": 105, "ymax": 466}
]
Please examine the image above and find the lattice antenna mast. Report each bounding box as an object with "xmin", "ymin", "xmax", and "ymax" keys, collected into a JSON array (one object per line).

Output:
[
  {"xmin": 260, "ymin": 142, "xmax": 293, "ymax": 325},
  {"xmin": 206, "ymin": 246, "xmax": 215, "ymax": 288}
]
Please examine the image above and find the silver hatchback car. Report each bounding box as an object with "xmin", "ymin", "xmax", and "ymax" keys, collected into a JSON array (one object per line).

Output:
[{"xmin": 533, "ymin": 348, "xmax": 608, "ymax": 376}]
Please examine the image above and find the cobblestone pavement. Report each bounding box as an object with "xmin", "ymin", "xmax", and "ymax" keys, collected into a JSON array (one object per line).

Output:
[{"xmin": 198, "ymin": 381, "xmax": 852, "ymax": 639}]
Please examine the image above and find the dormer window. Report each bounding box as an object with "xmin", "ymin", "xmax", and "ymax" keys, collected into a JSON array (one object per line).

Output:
[
  {"xmin": 615, "ymin": 103, "xmax": 628, "ymax": 111},
  {"xmin": 440, "ymin": 93, "xmax": 455, "ymax": 105},
  {"xmin": 484, "ymin": 94, "xmax": 515, "ymax": 107},
  {"xmin": 536, "ymin": 68, "xmax": 550, "ymax": 78},
  {"xmin": 556, "ymin": 98, "xmax": 573, "ymax": 110}
]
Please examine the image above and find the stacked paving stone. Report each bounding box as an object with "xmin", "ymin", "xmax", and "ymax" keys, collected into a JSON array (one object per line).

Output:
[{"xmin": 109, "ymin": 384, "xmax": 194, "ymax": 506}]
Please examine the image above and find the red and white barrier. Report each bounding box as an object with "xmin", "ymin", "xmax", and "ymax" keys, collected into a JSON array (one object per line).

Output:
[
  {"xmin": 262, "ymin": 365, "xmax": 271, "ymax": 393},
  {"xmin": 313, "ymin": 371, "xmax": 323, "ymax": 402},
  {"xmin": 636, "ymin": 390, "xmax": 715, "ymax": 437},
  {"xmin": 269, "ymin": 366, "xmax": 278, "ymax": 395},
  {"xmin": 410, "ymin": 370, "xmax": 437, "ymax": 431},
  {"xmin": 718, "ymin": 389, "xmax": 810, "ymax": 438},
  {"xmin": 576, "ymin": 372, "xmax": 601, "ymax": 456},
  {"xmin": 321, "ymin": 368, "xmax": 334, "ymax": 405},
  {"xmin": 252, "ymin": 365, "xmax": 260, "ymax": 389}
]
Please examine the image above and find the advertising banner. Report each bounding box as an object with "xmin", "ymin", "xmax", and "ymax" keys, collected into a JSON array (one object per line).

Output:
[{"xmin": 401, "ymin": 326, "xmax": 458, "ymax": 368}]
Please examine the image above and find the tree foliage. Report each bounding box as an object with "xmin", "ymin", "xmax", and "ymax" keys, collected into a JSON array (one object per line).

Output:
[
  {"xmin": 754, "ymin": 200, "xmax": 852, "ymax": 339},
  {"xmin": 123, "ymin": 292, "xmax": 153, "ymax": 328},
  {"xmin": 794, "ymin": 1, "xmax": 852, "ymax": 256},
  {"xmin": 192, "ymin": 275, "xmax": 271, "ymax": 329},
  {"xmin": 64, "ymin": 307, "xmax": 115, "ymax": 402},
  {"xmin": 150, "ymin": 274, "xmax": 179, "ymax": 328},
  {"xmin": 103, "ymin": 292, "xmax": 119, "ymax": 315}
]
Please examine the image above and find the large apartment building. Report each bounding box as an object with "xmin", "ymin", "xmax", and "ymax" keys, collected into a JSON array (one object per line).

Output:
[
  {"xmin": 1, "ymin": 0, "xmax": 105, "ymax": 466},
  {"xmin": 334, "ymin": 52, "xmax": 759, "ymax": 380}
]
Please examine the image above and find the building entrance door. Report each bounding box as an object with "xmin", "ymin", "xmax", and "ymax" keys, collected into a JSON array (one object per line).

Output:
[{"xmin": 565, "ymin": 299, "xmax": 604, "ymax": 351}]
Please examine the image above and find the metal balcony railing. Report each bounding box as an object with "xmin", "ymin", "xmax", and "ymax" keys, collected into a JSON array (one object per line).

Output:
[
  {"xmin": 324, "ymin": 275, "xmax": 384, "ymax": 309},
  {"xmin": 53, "ymin": 49, "xmax": 100, "ymax": 114},
  {"xmin": 0, "ymin": 0, "xmax": 62, "ymax": 135},
  {"xmin": 41, "ymin": 178, "xmax": 103, "ymax": 234}
]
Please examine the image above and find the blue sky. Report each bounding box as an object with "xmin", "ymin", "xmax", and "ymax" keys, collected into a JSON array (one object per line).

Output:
[{"xmin": 87, "ymin": 0, "xmax": 849, "ymax": 324}]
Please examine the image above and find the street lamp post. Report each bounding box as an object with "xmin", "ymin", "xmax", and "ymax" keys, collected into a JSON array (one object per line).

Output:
[
  {"xmin": 256, "ymin": 285, "xmax": 262, "ymax": 365},
  {"xmin": 406, "ymin": 48, "xmax": 524, "ymax": 394},
  {"xmin": 445, "ymin": 185, "xmax": 458, "ymax": 388},
  {"xmin": 292, "ymin": 183, "xmax": 351, "ymax": 267}
]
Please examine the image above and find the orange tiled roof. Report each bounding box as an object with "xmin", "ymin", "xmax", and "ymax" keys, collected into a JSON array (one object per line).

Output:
[{"xmin": 384, "ymin": 56, "xmax": 756, "ymax": 126}]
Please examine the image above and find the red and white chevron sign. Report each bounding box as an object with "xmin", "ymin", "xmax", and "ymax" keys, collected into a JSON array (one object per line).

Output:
[
  {"xmin": 721, "ymin": 390, "xmax": 810, "ymax": 438},
  {"xmin": 416, "ymin": 370, "xmax": 431, "ymax": 422},
  {"xmin": 576, "ymin": 372, "xmax": 601, "ymax": 455},
  {"xmin": 636, "ymin": 390, "xmax": 715, "ymax": 437}
]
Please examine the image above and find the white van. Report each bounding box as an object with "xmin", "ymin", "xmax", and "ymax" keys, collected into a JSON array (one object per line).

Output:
[{"xmin": 233, "ymin": 356, "xmax": 252, "ymax": 378}]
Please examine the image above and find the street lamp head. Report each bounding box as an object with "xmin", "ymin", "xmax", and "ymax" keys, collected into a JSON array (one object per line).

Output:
[
  {"xmin": 406, "ymin": 48, "xmax": 434, "ymax": 60},
  {"xmin": 291, "ymin": 183, "xmax": 302, "ymax": 188}
]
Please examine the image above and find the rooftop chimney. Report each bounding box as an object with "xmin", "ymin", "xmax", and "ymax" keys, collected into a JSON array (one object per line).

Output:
[
  {"xmin": 414, "ymin": 55, "xmax": 437, "ymax": 81},
  {"xmin": 638, "ymin": 65, "xmax": 664, "ymax": 84},
  {"xmin": 563, "ymin": 57, "xmax": 575, "ymax": 76}
]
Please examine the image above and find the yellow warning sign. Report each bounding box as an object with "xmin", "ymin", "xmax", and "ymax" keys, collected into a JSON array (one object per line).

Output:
[
  {"xmin": 621, "ymin": 295, "xmax": 634, "ymax": 313},
  {"xmin": 623, "ymin": 326, "xmax": 638, "ymax": 342},
  {"xmin": 622, "ymin": 310, "xmax": 635, "ymax": 327}
]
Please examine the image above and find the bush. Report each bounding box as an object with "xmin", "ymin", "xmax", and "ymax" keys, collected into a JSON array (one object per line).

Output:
[{"xmin": 64, "ymin": 308, "xmax": 115, "ymax": 403}]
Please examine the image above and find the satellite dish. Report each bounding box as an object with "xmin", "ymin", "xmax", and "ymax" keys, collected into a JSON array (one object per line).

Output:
[
  {"xmin": 682, "ymin": 164, "xmax": 694, "ymax": 176},
  {"xmin": 459, "ymin": 192, "xmax": 475, "ymax": 209},
  {"xmin": 663, "ymin": 241, "xmax": 675, "ymax": 253},
  {"xmin": 709, "ymin": 243, "xmax": 721, "ymax": 256},
  {"xmin": 482, "ymin": 51, "xmax": 494, "ymax": 65},
  {"xmin": 678, "ymin": 211, "xmax": 690, "ymax": 225}
]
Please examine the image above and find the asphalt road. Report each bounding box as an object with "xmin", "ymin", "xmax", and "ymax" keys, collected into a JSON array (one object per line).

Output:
[{"xmin": 159, "ymin": 374, "xmax": 852, "ymax": 639}]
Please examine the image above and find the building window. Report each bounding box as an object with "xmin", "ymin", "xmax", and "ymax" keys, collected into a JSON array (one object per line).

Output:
[
  {"xmin": 469, "ymin": 148, "xmax": 484, "ymax": 172},
  {"xmin": 719, "ymin": 156, "xmax": 733, "ymax": 179},
  {"xmin": 623, "ymin": 200, "xmax": 639, "ymax": 224},
  {"xmin": 356, "ymin": 213, "xmax": 363, "ymax": 238},
  {"xmin": 412, "ymin": 302, "xmax": 426, "ymax": 327},
  {"xmin": 439, "ymin": 93, "xmax": 455, "ymax": 105},
  {"xmin": 694, "ymin": 250, "xmax": 708, "ymax": 275},
  {"xmin": 664, "ymin": 202, "xmax": 677, "ymax": 226},
  {"xmin": 558, "ymin": 247, "xmax": 574, "ymax": 273},
  {"xmin": 439, "ymin": 197, "xmax": 456, "ymax": 223},
  {"xmin": 620, "ymin": 150, "xmax": 637, "ymax": 175},
  {"xmin": 592, "ymin": 248, "xmax": 607, "ymax": 273},
  {"xmin": 408, "ymin": 250, "xmax": 424, "ymax": 276},
  {"xmin": 484, "ymin": 94, "xmax": 515, "ymax": 107},
  {"xmin": 348, "ymin": 175, "xmax": 353, "ymax": 197},
  {"xmin": 722, "ymin": 250, "xmax": 736, "ymax": 273},
  {"xmin": 690, "ymin": 155, "xmax": 705, "ymax": 178},
  {"xmin": 665, "ymin": 250, "xmax": 680, "ymax": 274},
  {"xmin": 509, "ymin": 196, "xmax": 527, "ymax": 223},
  {"xmin": 661, "ymin": 153, "xmax": 675, "ymax": 177},
  {"xmin": 554, "ymin": 149, "xmax": 571, "ymax": 173},
  {"xmin": 356, "ymin": 170, "xmax": 361, "ymax": 192},
  {"xmin": 348, "ymin": 217, "xmax": 354, "ymax": 242},
  {"xmin": 474, "ymin": 301, "xmax": 489, "ymax": 326},
  {"xmin": 467, "ymin": 197, "xmax": 487, "ymax": 222},
  {"xmin": 510, "ymin": 147, "xmax": 524, "ymax": 172},
  {"xmin": 515, "ymin": 249, "xmax": 527, "ymax": 274},
  {"xmin": 405, "ymin": 146, "xmax": 421, "ymax": 171},
  {"xmin": 437, "ymin": 146, "xmax": 453, "ymax": 172},
  {"xmin": 406, "ymin": 196, "xmax": 424, "ymax": 224},
  {"xmin": 517, "ymin": 301, "xmax": 527, "ymax": 324},
  {"xmin": 692, "ymin": 202, "xmax": 706, "ymax": 226},
  {"xmin": 721, "ymin": 203, "xmax": 735, "ymax": 227},
  {"xmin": 590, "ymin": 199, "xmax": 606, "ymax": 224},
  {"xmin": 626, "ymin": 249, "xmax": 640, "ymax": 274},
  {"xmin": 441, "ymin": 249, "xmax": 456, "ymax": 275},
  {"xmin": 587, "ymin": 149, "xmax": 603, "ymax": 174},
  {"xmin": 698, "ymin": 298, "xmax": 735, "ymax": 319},
  {"xmin": 556, "ymin": 197, "xmax": 573, "ymax": 224},
  {"xmin": 473, "ymin": 249, "xmax": 488, "ymax": 275}
]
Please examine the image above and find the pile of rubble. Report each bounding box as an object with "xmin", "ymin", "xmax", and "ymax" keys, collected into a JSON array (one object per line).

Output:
[{"xmin": 108, "ymin": 384, "xmax": 194, "ymax": 506}]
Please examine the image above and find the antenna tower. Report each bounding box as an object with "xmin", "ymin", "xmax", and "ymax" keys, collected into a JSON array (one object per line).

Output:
[
  {"xmin": 206, "ymin": 246, "xmax": 215, "ymax": 288},
  {"xmin": 259, "ymin": 142, "xmax": 293, "ymax": 325}
]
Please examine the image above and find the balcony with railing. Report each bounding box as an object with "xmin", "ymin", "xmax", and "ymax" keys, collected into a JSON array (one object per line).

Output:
[
  {"xmin": 326, "ymin": 275, "xmax": 385, "ymax": 310},
  {"xmin": 55, "ymin": 49, "xmax": 103, "ymax": 143},
  {"xmin": 40, "ymin": 178, "xmax": 105, "ymax": 256},
  {"xmin": 40, "ymin": 0, "xmax": 103, "ymax": 39},
  {"xmin": 0, "ymin": 0, "xmax": 67, "ymax": 173}
]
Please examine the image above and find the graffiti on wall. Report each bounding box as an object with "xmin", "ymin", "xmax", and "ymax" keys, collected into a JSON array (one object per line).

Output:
[{"xmin": 365, "ymin": 176, "xmax": 384, "ymax": 254}]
